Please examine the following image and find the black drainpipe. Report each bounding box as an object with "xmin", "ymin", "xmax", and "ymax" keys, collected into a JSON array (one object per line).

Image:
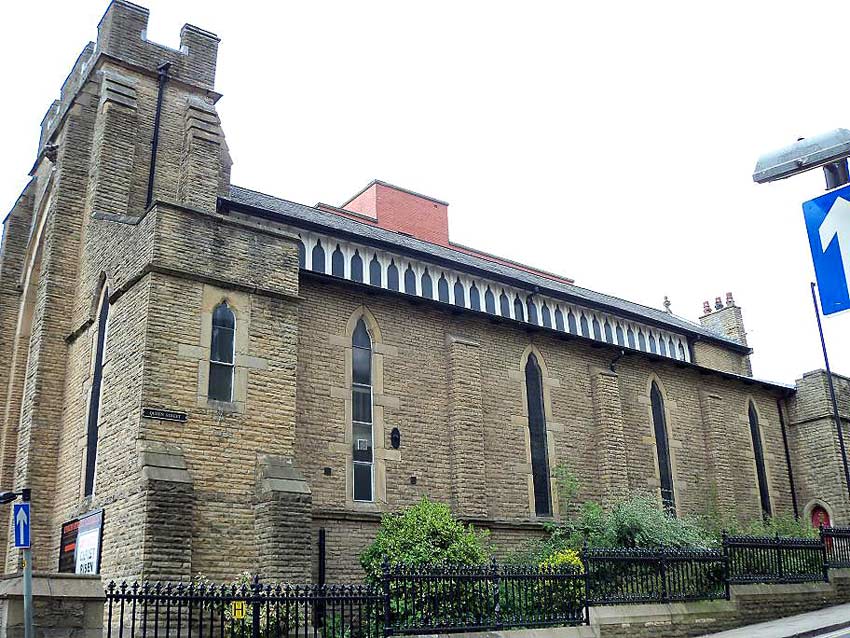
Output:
[
  {"xmin": 777, "ymin": 397, "xmax": 799, "ymax": 519},
  {"xmin": 146, "ymin": 62, "xmax": 171, "ymax": 209}
]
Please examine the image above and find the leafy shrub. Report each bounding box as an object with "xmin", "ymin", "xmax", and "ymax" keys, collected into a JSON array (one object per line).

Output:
[
  {"xmin": 359, "ymin": 497, "xmax": 489, "ymax": 583},
  {"xmin": 539, "ymin": 549, "xmax": 584, "ymax": 572}
]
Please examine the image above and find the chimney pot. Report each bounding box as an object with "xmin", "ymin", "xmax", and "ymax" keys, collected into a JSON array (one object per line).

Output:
[
  {"xmin": 726, "ymin": 292, "xmax": 734, "ymax": 306},
  {"xmin": 714, "ymin": 296, "xmax": 723, "ymax": 311},
  {"xmin": 703, "ymin": 301, "xmax": 711, "ymax": 315}
]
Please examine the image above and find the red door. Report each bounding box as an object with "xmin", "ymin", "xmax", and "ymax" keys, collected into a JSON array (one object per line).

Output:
[{"xmin": 811, "ymin": 505, "xmax": 831, "ymax": 529}]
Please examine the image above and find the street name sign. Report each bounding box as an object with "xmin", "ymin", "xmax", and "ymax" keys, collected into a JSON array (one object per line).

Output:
[
  {"xmin": 13, "ymin": 503, "xmax": 30, "ymax": 548},
  {"xmin": 803, "ymin": 185, "xmax": 850, "ymax": 315}
]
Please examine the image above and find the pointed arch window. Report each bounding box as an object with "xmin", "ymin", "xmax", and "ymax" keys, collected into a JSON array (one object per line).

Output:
[
  {"xmin": 387, "ymin": 261, "xmax": 399, "ymax": 291},
  {"xmin": 438, "ymin": 275, "xmax": 449, "ymax": 303},
  {"xmin": 651, "ymin": 381, "xmax": 676, "ymax": 513},
  {"xmin": 297, "ymin": 240, "xmax": 306, "ymax": 268},
  {"xmin": 421, "ymin": 269, "xmax": 433, "ymax": 298},
  {"xmin": 749, "ymin": 402, "xmax": 772, "ymax": 517},
  {"xmin": 592, "ymin": 318, "xmax": 602, "ymax": 340},
  {"xmin": 616, "ymin": 324, "xmax": 625, "ymax": 346},
  {"xmin": 541, "ymin": 304, "xmax": 552, "ymax": 328},
  {"xmin": 604, "ymin": 321, "xmax": 613, "ymax": 343},
  {"xmin": 659, "ymin": 338, "xmax": 668, "ymax": 357},
  {"xmin": 580, "ymin": 315, "xmax": 589, "ymax": 337},
  {"xmin": 568, "ymin": 311, "xmax": 577, "ymax": 334},
  {"xmin": 627, "ymin": 327, "xmax": 636, "ymax": 349},
  {"xmin": 526, "ymin": 296, "xmax": 538, "ymax": 324},
  {"xmin": 332, "ymin": 245, "xmax": 345, "ymax": 277},
  {"xmin": 668, "ymin": 338, "xmax": 676, "ymax": 358},
  {"xmin": 499, "ymin": 291, "xmax": 511, "ymax": 317},
  {"xmin": 554, "ymin": 307, "xmax": 565, "ymax": 331},
  {"xmin": 209, "ymin": 302, "xmax": 236, "ymax": 402},
  {"xmin": 677, "ymin": 343, "xmax": 686, "ymax": 361},
  {"xmin": 514, "ymin": 296, "xmax": 525, "ymax": 321},
  {"xmin": 485, "ymin": 287, "xmax": 496, "ymax": 314},
  {"xmin": 649, "ymin": 333, "xmax": 657, "ymax": 354},
  {"xmin": 454, "ymin": 279, "xmax": 465, "ymax": 307},
  {"xmin": 638, "ymin": 330, "xmax": 646, "ymax": 350},
  {"xmin": 350, "ymin": 250, "xmax": 363, "ymax": 282},
  {"xmin": 312, "ymin": 240, "xmax": 326, "ymax": 273},
  {"xmin": 84, "ymin": 288, "xmax": 110, "ymax": 497},
  {"xmin": 352, "ymin": 319, "xmax": 374, "ymax": 502},
  {"xmin": 369, "ymin": 255, "xmax": 382, "ymax": 287},
  {"xmin": 404, "ymin": 265, "xmax": 417, "ymax": 294},
  {"xmin": 526, "ymin": 353, "xmax": 551, "ymax": 516},
  {"xmin": 470, "ymin": 283, "xmax": 481, "ymax": 311}
]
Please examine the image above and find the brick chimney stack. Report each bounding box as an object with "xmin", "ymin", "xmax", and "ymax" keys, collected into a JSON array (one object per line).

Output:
[{"xmin": 699, "ymin": 292, "xmax": 752, "ymax": 375}]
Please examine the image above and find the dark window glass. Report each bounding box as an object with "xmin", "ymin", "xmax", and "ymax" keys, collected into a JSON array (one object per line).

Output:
[
  {"xmin": 353, "ymin": 347, "xmax": 371, "ymax": 386},
  {"xmin": 554, "ymin": 307, "xmax": 565, "ymax": 331},
  {"xmin": 659, "ymin": 338, "xmax": 668, "ymax": 357},
  {"xmin": 500, "ymin": 292, "xmax": 511, "ymax": 317},
  {"xmin": 668, "ymin": 339, "xmax": 676, "ymax": 357},
  {"xmin": 454, "ymin": 280, "xmax": 465, "ymax": 307},
  {"xmin": 209, "ymin": 302, "xmax": 235, "ymax": 402},
  {"xmin": 651, "ymin": 382, "xmax": 676, "ymax": 514},
  {"xmin": 352, "ymin": 317, "xmax": 374, "ymax": 502},
  {"xmin": 592, "ymin": 318, "xmax": 601, "ymax": 340},
  {"xmin": 369, "ymin": 256, "xmax": 382, "ymax": 286},
  {"xmin": 332, "ymin": 245, "xmax": 345, "ymax": 277},
  {"xmin": 387, "ymin": 261, "xmax": 399, "ymax": 291},
  {"xmin": 580, "ymin": 315, "xmax": 589, "ymax": 337},
  {"xmin": 604, "ymin": 321, "xmax": 613, "ymax": 343},
  {"xmin": 209, "ymin": 363, "xmax": 233, "ymax": 402},
  {"xmin": 351, "ymin": 251, "xmax": 363, "ymax": 282},
  {"xmin": 404, "ymin": 265, "xmax": 416, "ymax": 294},
  {"xmin": 312, "ymin": 241, "xmax": 326, "ymax": 273},
  {"xmin": 297, "ymin": 240, "xmax": 305, "ymax": 268},
  {"xmin": 638, "ymin": 330, "xmax": 646, "ymax": 350},
  {"xmin": 649, "ymin": 334, "xmax": 657, "ymax": 354},
  {"xmin": 421, "ymin": 269, "xmax": 433, "ymax": 298},
  {"xmin": 541, "ymin": 304, "xmax": 552, "ymax": 328},
  {"xmin": 678, "ymin": 343, "xmax": 686, "ymax": 360},
  {"xmin": 749, "ymin": 402, "xmax": 772, "ymax": 517},
  {"xmin": 485, "ymin": 288, "xmax": 496, "ymax": 314},
  {"xmin": 568, "ymin": 312, "xmax": 577, "ymax": 334},
  {"xmin": 526, "ymin": 354, "xmax": 551, "ymax": 516},
  {"xmin": 526, "ymin": 296, "xmax": 538, "ymax": 324},
  {"xmin": 353, "ymin": 463, "xmax": 372, "ymax": 501},
  {"xmin": 470, "ymin": 284, "xmax": 481, "ymax": 311},
  {"xmin": 627, "ymin": 328, "xmax": 636, "ymax": 349},
  {"xmin": 438, "ymin": 275, "xmax": 449, "ymax": 303},
  {"xmin": 84, "ymin": 289, "xmax": 110, "ymax": 497},
  {"xmin": 514, "ymin": 296, "xmax": 525, "ymax": 321},
  {"xmin": 616, "ymin": 325, "xmax": 625, "ymax": 345},
  {"xmin": 352, "ymin": 386, "xmax": 372, "ymax": 423}
]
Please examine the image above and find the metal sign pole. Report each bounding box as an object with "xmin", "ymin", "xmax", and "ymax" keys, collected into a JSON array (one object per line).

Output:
[
  {"xmin": 21, "ymin": 488, "xmax": 32, "ymax": 638},
  {"xmin": 810, "ymin": 282, "xmax": 850, "ymax": 506}
]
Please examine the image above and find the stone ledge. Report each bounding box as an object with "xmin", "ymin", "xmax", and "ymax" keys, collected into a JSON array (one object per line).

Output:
[{"xmin": 0, "ymin": 573, "xmax": 104, "ymax": 599}]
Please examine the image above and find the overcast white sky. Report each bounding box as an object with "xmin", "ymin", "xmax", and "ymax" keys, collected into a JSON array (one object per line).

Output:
[{"xmin": 1, "ymin": 1, "xmax": 848, "ymax": 384}]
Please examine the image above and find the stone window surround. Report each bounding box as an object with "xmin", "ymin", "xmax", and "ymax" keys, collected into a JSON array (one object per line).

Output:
[
  {"xmin": 639, "ymin": 375, "xmax": 683, "ymax": 515},
  {"xmin": 510, "ymin": 345, "xmax": 563, "ymax": 521},
  {"xmin": 78, "ymin": 281, "xmax": 113, "ymax": 502},
  {"xmin": 178, "ymin": 285, "xmax": 269, "ymax": 415},
  {"xmin": 743, "ymin": 397, "xmax": 777, "ymax": 517},
  {"xmin": 328, "ymin": 306, "xmax": 400, "ymax": 513}
]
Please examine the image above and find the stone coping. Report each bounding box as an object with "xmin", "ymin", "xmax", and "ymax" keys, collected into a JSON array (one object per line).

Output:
[
  {"xmin": 589, "ymin": 599, "xmax": 736, "ymax": 625},
  {"xmin": 0, "ymin": 572, "xmax": 104, "ymax": 599}
]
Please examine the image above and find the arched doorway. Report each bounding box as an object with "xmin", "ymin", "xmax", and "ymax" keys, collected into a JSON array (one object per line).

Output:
[{"xmin": 811, "ymin": 505, "xmax": 831, "ymax": 530}]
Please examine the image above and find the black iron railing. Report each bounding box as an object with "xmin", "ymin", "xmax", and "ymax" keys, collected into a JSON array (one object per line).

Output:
[
  {"xmin": 724, "ymin": 534, "xmax": 827, "ymax": 584},
  {"xmin": 105, "ymin": 579, "xmax": 385, "ymax": 638},
  {"xmin": 584, "ymin": 547, "xmax": 727, "ymax": 605},
  {"xmin": 382, "ymin": 560, "xmax": 587, "ymax": 634},
  {"xmin": 822, "ymin": 526, "xmax": 850, "ymax": 568}
]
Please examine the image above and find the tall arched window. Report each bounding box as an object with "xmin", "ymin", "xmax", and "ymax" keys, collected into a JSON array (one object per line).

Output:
[
  {"xmin": 404, "ymin": 265, "xmax": 416, "ymax": 294},
  {"xmin": 312, "ymin": 240, "xmax": 326, "ymax": 273},
  {"xmin": 350, "ymin": 250, "xmax": 363, "ymax": 282},
  {"xmin": 541, "ymin": 304, "xmax": 552, "ymax": 328},
  {"xmin": 387, "ymin": 261, "xmax": 399, "ymax": 291},
  {"xmin": 650, "ymin": 381, "xmax": 675, "ymax": 513},
  {"xmin": 84, "ymin": 287, "xmax": 110, "ymax": 497},
  {"xmin": 526, "ymin": 353, "xmax": 551, "ymax": 516},
  {"xmin": 485, "ymin": 287, "xmax": 496, "ymax": 314},
  {"xmin": 453, "ymin": 279, "xmax": 465, "ymax": 307},
  {"xmin": 438, "ymin": 275, "xmax": 449, "ymax": 302},
  {"xmin": 554, "ymin": 307, "xmax": 565, "ymax": 331},
  {"xmin": 352, "ymin": 319, "xmax": 374, "ymax": 502},
  {"xmin": 332, "ymin": 245, "xmax": 345, "ymax": 277},
  {"xmin": 499, "ymin": 291, "xmax": 511, "ymax": 317},
  {"xmin": 526, "ymin": 296, "xmax": 538, "ymax": 324},
  {"xmin": 209, "ymin": 302, "xmax": 235, "ymax": 402},
  {"xmin": 297, "ymin": 240, "xmax": 305, "ymax": 268},
  {"xmin": 470, "ymin": 283, "xmax": 481, "ymax": 311},
  {"xmin": 369, "ymin": 255, "xmax": 382, "ymax": 286},
  {"xmin": 421, "ymin": 269, "xmax": 433, "ymax": 298},
  {"xmin": 749, "ymin": 401, "xmax": 772, "ymax": 517},
  {"xmin": 513, "ymin": 296, "xmax": 525, "ymax": 321},
  {"xmin": 568, "ymin": 311, "xmax": 577, "ymax": 334}
]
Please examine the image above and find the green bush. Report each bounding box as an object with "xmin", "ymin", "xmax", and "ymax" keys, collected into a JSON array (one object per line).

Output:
[{"xmin": 359, "ymin": 497, "xmax": 489, "ymax": 583}]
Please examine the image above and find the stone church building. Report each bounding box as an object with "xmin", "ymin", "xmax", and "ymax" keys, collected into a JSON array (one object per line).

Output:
[{"xmin": 1, "ymin": 1, "xmax": 848, "ymax": 583}]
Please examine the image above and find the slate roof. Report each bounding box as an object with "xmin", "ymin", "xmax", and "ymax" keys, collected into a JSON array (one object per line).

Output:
[{"xmin": 224, "ymin": 184, "xmax": 750, "ymax": 354}]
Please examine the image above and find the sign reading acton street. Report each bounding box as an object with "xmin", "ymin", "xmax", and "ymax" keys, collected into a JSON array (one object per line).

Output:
[{"xmin": 142, "ymin": 407, "xmax": 188, "ymax": 422}]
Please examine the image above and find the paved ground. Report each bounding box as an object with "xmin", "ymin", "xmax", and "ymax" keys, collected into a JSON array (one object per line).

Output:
[{"xmin": 700, "ymin": 603, "xmax": 850, "ymax": 637}]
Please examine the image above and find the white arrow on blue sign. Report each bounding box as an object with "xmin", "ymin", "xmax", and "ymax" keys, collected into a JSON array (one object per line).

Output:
[
  {"xmin": 13, "ymin": 503, "xmax": 30, "ymax": 548},
  {"xmin": 803, "ymin": 185, "xmax": 850, "ymax": 315}
]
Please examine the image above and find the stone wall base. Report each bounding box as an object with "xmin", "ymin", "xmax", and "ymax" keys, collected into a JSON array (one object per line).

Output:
[{"xmin": 0, "ymin": 573, "xmax": 104, "ymax": 638}]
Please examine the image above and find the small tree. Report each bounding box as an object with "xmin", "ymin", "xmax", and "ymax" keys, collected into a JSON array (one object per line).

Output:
[{"xmin": 359, "ymin": 497, "xmax": 489, "ymax": 583}]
